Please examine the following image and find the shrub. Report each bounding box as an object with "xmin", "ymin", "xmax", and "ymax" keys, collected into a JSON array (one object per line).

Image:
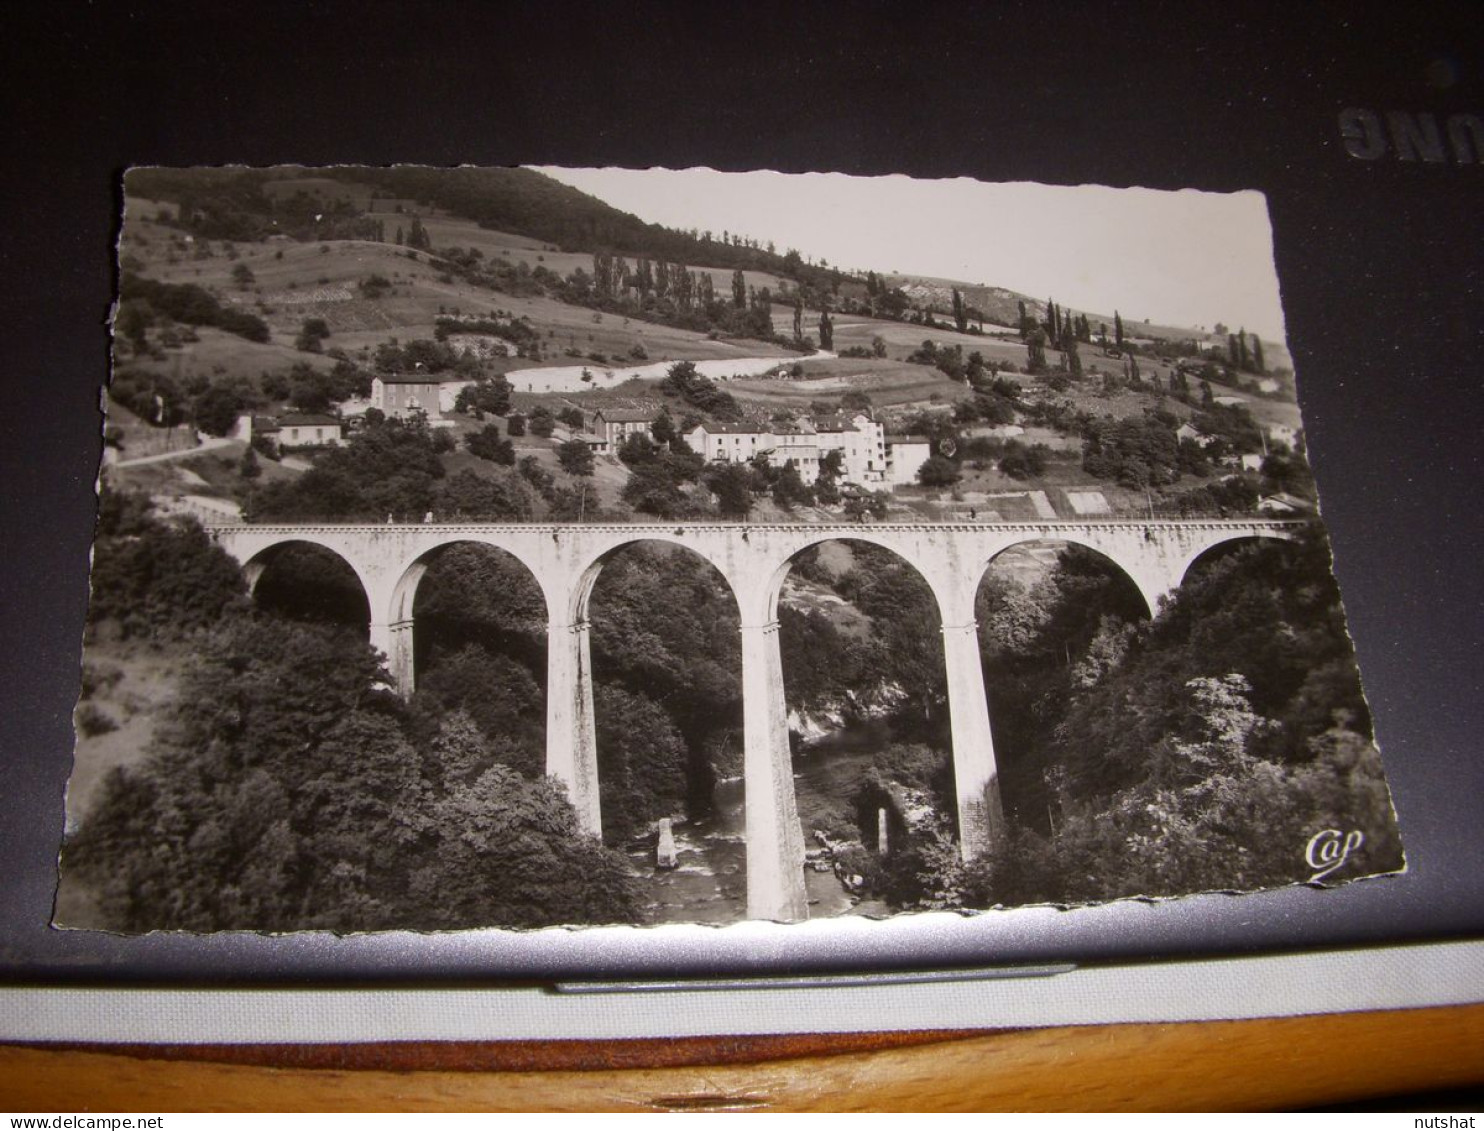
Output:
[{"xmin": 75, "ymin": 702, "xmax": 119, "ymax": 738}]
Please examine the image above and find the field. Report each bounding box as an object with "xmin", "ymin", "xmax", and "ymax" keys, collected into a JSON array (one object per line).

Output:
[
  {"xmin": 112, "ymin": 172, "xmax": 1308, "ymax": 529},
  {"xmin": 728, "ymin": 361, "xmax": 966, "ymax": 411},
  {"xmin": 121, "ymin": 199, "xmax": 801, "ymax": 379}
]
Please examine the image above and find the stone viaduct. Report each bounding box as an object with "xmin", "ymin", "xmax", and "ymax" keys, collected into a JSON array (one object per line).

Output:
[{"xmin": 209, "ymin": 518, "xmax": 1301, "ymax": 921}]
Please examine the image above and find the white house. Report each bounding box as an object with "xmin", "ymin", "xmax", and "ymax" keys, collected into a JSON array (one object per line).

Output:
[
  {"xmin": 371, "ymin": 374, "xmax": 444, "ymax": 421},
  {"xmin": 884, "ymin": 434, "xmax": 932, "ymax": 485},
  {"xmin": 250, "ymin": 413, "xmax": 343, "ymax": 449},
  {"xmin": 277, "ymin": 413, "xmax": 343, "ymax": 447},
  {"xmin": 687, "ymin": 422, "xmax": 775, "ymax": 470},
  {"xmin": 686, "ymin": 412, "xmax": 900, "ymax": 486}
]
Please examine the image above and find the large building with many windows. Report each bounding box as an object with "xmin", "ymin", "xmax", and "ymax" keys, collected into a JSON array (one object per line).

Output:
[{"xmin": 685, "ymin": 412, "xmax": 893, "ymax": 485}]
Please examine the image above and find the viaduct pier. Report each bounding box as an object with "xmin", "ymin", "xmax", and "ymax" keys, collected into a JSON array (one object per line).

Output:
[{"xmin": 209, "ymin": 518, "xmax": 1301, "ymax": 921}]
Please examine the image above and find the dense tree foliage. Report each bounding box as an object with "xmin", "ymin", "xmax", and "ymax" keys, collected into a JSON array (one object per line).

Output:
[
  {"xmin": 466, "ymin": 424, "xmax": 516, "ymax": 464},
  {"xmin": 118, "ymin": 273, "xmax": 269, "ymax": 343},
  {"xmin": 70, "ymin": 521, "xmax": 642, "ymax": 931},
  {"xmin": 87, "ymin": 490, "xmax": 248, "ymax": 641},
  {"xmin": 557, "ymin": 438, "xmax": 595, "ymax": 477},
  {"xmin": 956, "ymin": 531, "xmax": 1400, "ymax": 906},
  {"xmin": 587, "ymin": 546, "xmax": 744, "ymax": 833},
  {"xmin": 777, "ymin": 544, "xmax": 947, "ymax": 727},
  {"xmin": 252, "ymin": 415, "xmax": 449, "ymax": 521},
  {"xmin": 659, "ymin": 360, "xmax": 743, "ymax": 420}
]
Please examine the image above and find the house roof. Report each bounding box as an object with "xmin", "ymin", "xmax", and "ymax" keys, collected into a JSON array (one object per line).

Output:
[
  {"xmin": 376, "ymin": 373, "xmax": 443, "ymax": 385},
  {"xmin": 691, "ymin": 422, "xmax": 768, "ymax": 435},
  {"xmin": 280, "ymin": 414, "xmax": 341, "ymax": 426},
  {"xmin": 812, "ymin": 415, "xmax": 864, "ymax": 433},
  {"xmin": 885, "ymin": 434, "xmax": 931, "ymax": 445}
]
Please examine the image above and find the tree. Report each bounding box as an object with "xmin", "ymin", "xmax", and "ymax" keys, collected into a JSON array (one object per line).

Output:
[
  {"xmin": 193, "ymin": 379, "xmax": 255, "ymax": 436},
  {"xmin": 651, "ymin": 407, "xmax": 678, "ymax": 446},
  {"xmin": 705, "ymin": 461, "xmax": 755, "ymax": 518},
  {"xmin": 1114, "ymin": 310, "xmax": 1125, "ymax": 349},
  {"xmin": 407, "ymin": 215, "xmax": 431, "ymax": 251},
  {"xmin": 528, "ymin": 407, "xmax": 555, "ymax": 437},
  {"xmin": 952, "ymin": 288, "xmax": 968, "ymax": 334},
  {"xmin": 87, "ymin": 490, "xmax": 247, "ymax": 640},
  {"xmin": 998, "ymin": 441, "xmax": 1048, "ymax": 480},
  {"xmin": 231, "ymin": 262, "xmax": 255, "ymax": 290},
  {"xmin": 239, "ymin": 446, "xmax": 261, "ymax": 480},
  {"xmin": 1025, "ymin": 327, "xmax": 1049, "ymax": 374},
  {"xmin": 67, "ymin": 617, "xmax": 644, "ymax": 932},
  {"xmin": 817, "ymin": 309, "xmax": 834, "ymax": 351},
  {"xmin": 1064, "ymin": 332, "xmax": 1083, "ymax": 379},
  {"xmin": 843, "ymin": 490, "xmax": 890, "ymax": 521},
  {"xmin": 506, "ymin": 412, "xmax": 526, "ymax": 437},
  {"xmin": 116, "ymin": 299, "xmax": 154, "ymax": 349},
  {"xmin": 557, "ymin": 438, "xmax": 595, "ymax": 477},
  {"xmin": 454, "ymin": 376, "xmax": 512, "ymax": 418},
  {"xmin": 295, "ymin": 317, "xmax": 330, "ymax": 353},
  {"xmin": 466, "ymin": 424, "xmax": 515, "ymax": 464},
  {"xmin": 731, "ymin": 268, "xmax": 746, "ymax": 308},
  {"xmin": 621, "ymin": 463, "xmax": 691, "ymax": 517},
  {"xmin": 593, "ymin": 684, "xmax": 690, "ymax": 842},
  {"xmin": 771, "ymin": 461, "xmax": 814, "ymax": 509},
  {"xmin": 407, "ymin": 761, "xmax": 644, "ymax": 928},
  {"xmin": 917, "ymin": 454, "xmax": 961, "ymax": 487},
  {"xmin": 435, "ymin": 468, "xmax": 534, "ymax": 519},
  {"xmin": 286, "ymin": 363, "xmax": 340, "ymax": 413},
  {"xmin": 412, "ymin": 645, "xmax": 542, "ymax": 769},
  {"xmin": 618, "ymin": 432, "xmax": 659, "ymax": 466},
  {"xmin": 792, "ymin": 295, "xmax": 804, "ymax": 344}
]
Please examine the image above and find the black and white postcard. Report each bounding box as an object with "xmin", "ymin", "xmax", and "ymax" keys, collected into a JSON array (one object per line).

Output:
[{"xmin": 56, "ymin": 166, "xmax": 1405, "ymax": 933}]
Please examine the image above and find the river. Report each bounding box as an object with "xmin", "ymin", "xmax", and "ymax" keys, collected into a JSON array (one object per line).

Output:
[{"xmin": 623, "ymin": 719, "xmax": 896, "ymax": 924}]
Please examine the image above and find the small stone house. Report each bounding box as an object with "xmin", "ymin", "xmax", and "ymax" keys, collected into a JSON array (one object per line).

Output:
[
  {"xmin": 249, "ymin": 414, "xmax": 342, "ymax": 450},
  {"xmin": 371, "ymin": 373, "xmax": 444, "ymax": 421},
  {"xmin": 592, "ymin": 408, "xmax": 661, "ymax": 454}
]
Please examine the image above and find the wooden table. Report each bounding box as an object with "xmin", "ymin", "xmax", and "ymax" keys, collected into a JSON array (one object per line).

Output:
[{"xmin": 3, "ymin": 1003, "xmax": 1482, "ymax": 1111}]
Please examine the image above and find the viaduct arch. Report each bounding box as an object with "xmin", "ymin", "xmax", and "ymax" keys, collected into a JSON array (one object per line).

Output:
[{"xmin": 216, "ymin": 519, "xmax": 1302, "ymax": 922}]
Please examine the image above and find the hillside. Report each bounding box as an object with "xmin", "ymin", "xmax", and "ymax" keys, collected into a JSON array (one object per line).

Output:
[{"xmin": 110, "ymin": 166, "xmax": 1309, "ymax": 527}]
